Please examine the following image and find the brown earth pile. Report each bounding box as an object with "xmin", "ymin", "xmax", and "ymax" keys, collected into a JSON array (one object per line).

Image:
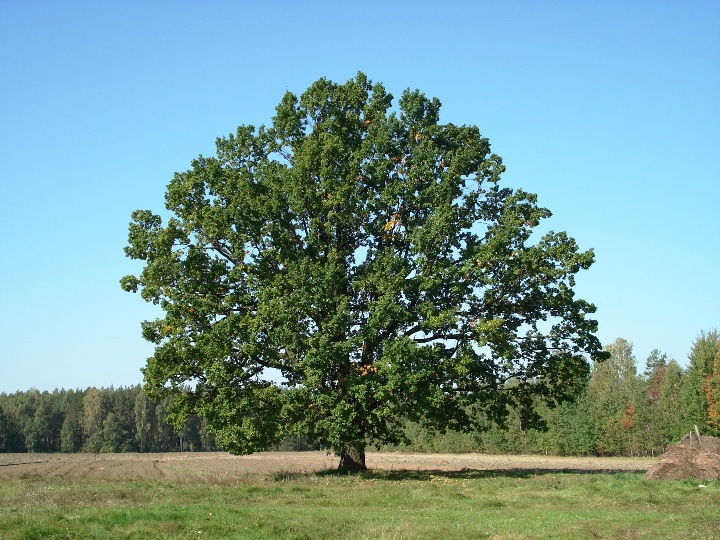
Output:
[{"xmin": 644, "ymin": 434, "xmax": 720, "ymax": 481}]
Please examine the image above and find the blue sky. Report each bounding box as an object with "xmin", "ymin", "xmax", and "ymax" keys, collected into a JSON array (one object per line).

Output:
[{"xmin": 1, "ymin": 1, "xmax": 718, "ymax": 393}]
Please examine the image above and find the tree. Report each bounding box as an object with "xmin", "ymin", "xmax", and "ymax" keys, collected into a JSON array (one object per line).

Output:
[
  {"xmin": 644, "ymin": 349, "xmax": 668, "ymax": 404},
  {"xmin": 30, "ymin": 392, "xmax": 59, "ymax": 452},
  {"xmin": 109, "ymin": 386, "xmax": 139, "ymax": 452},
  {"xmin": 0, "ymin": 404, "xmax": 6, "ymax": 452},
  {"xmin": 657, "ymin": 359, "xmax": 684, "ymax": 444},
  {"xmin": 122, "ymin": 73, "xmax": 606, "ymax": 470},
  {"xmin": 153, "ymin": 395, "xmax": 182, "ymax": 451},
  {"xmin": 706, "ymin": 342, "xmax": 720, "ymax": 436},
  {"xmin": 585, "ymin": 338, "xmax": 638, "ymax": 455},
  {"xmin": 0, "ymin": 394, "xmax": 24, "ymax": 452},
  {"xmin": 17, "ymin": 390, "xmax": 43, "ymax": 452},
  {"xmin": 543, "ymin": 395, "xmax": 595, "ymax": 456},
  {"xmin": 82, "ymin": 388, "xmax": 111, "ymax": 452},
  {"xmin": 680, "ymin": 330, "xmax": 720, "ymax": 434},
  {"xmin": 636, "ymin": 350, "xmax": 670, "ymax": 455},
  {"xmin": 60, "ymin": 402, "xmax": 83, "ymax": 453},
  {"xmin": 134, "ymin": 388, "xmax": 156, "ymax": 452}
]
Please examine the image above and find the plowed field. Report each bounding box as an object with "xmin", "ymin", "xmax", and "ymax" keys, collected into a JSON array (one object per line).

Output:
[{"xmin": 0, "ymin": 451, "xmax": 654, "ymax": 481}]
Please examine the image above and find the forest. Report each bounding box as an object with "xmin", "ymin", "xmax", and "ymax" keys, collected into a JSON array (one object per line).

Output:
[{"xmin": 1, "ymin": 331, "xmax": 718, "ymax": 457}]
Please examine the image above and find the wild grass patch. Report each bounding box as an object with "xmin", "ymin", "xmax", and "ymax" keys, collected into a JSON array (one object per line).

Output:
[{"xmin": 0, "ymin": 472, "xmax": 717, "ymax": 539}]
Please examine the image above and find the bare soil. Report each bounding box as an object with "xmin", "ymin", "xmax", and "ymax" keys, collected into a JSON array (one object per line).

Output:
[
  {"xmin": 0, "ymin": 451, "xmax": 654, "ymax": 482},
  {"xmin": 644, "ymin": 435, "xmax": 720, "ymax": 481}
]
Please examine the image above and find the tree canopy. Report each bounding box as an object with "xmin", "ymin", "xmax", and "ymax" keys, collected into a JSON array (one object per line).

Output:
[{"xmin": 122, "ymin": 72, "xmax": 606, "ymax": 470}]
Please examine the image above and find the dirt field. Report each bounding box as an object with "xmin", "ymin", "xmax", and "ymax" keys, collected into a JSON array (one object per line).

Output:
[{"xmin": 0, "ymin": 451, "xmax": 655, "ymax": 481}]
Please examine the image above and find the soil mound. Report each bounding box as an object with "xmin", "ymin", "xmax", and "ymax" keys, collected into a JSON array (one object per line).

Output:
[{"xmin": 644, "ymin": 434, "xmax": 720, "ymax": 481}]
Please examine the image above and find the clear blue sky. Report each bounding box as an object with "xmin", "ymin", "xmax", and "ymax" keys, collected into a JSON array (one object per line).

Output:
[{"xmin": 1, "ymin": 1, "xmax": 718, "ymax": 393}]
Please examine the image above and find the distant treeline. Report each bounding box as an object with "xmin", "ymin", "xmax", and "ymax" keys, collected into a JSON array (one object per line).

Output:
[
  {"xmin": 1, "ymin": 331, "xmax": 718, "ymax": 456},
  {"xmin": 0, "ymin": 385, "xmax": 220, "ymax": 453},
  {"xmin": 389, "ymin": 331, "xmax": 720, "ymax": 457},
  {"xmin": 390, "ymin": 331, "xmax": 720, "ymax": 456}
]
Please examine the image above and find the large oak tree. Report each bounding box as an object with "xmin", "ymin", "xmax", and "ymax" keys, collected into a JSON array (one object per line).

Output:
[{"xmin": 122, "ymin": 73, "xmax": 606, "ymax": 470}]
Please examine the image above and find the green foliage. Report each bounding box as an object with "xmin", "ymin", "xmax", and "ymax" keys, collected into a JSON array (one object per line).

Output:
[
  {"xmin": 681, "ymin": 330, "xmax": 720, "ymax": 434},
  {"xmin": 385, "ymin": 332, "xmax": 718, "ymax": 457},
  {"xmin": 656, "ymin": 359, "xmax": 685, "ymax": 443},
  {"xmin": 133, "ymin": 388, "xmax": 155, "ymax": 452},
  {"xmin": 0, "ymin": 386, "xmax": 218, "ymax": 454},
  {"xmin": 707, "ymin": 342, "xmax": 720, "ymax": 435},
  {"xmin": 59, "ymin": 390, "xmax": 83, "ymax": 453},
  {"xmin": 82, "ymin": 388, "xmax": 112, "ymax": 452},
  {"xmin": 122, "ymin": 73, "xmax": 605, "ymax": 466},
  {"xmin": 1, "ymin": 332, "xmax": 719, "ymax": 457},
  {"xmin": 0, "ymin": 406, "xmax": 6, "ymax": 452},
  {"xmin": 542, "ymin": 396, "xmax": 595, "ymax": 456}
]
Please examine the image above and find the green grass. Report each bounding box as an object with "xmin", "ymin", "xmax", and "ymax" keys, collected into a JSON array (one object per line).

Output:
[{"xmin": 1, "ymin": 470, "xmax": 718, "ymax": 539}]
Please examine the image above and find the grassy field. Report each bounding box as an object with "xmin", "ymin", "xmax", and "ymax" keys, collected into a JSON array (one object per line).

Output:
[{"xmin": 0, "ymin": 453, "xmax": 718, "ymax": 539}]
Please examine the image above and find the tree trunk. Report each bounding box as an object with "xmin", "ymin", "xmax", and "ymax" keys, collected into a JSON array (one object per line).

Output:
[{"xmin": 338, "ymin": 444, "xmax": 367, "ymax": 472}]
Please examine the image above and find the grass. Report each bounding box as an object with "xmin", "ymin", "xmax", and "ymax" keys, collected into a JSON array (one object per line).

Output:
[{"xmin": 0, "ymin": 470, "xmax": 718, "ymax": 539}]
